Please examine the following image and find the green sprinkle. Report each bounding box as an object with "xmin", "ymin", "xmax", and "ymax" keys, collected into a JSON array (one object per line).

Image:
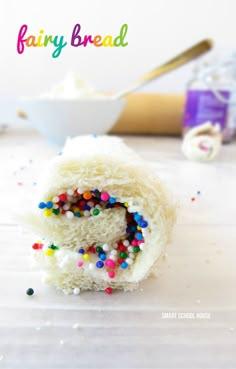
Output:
[
  {"xmin": 133, "ymin": 246, "xmax": 140, "ymax": 253},
  {"xmin": 50, "ymin": 244, "xmax": 60, "ymax": 250},
  {"xmin": 120, "ymin": 251, "xmax": 128, "ymax": 259},
  {"xmin": 53, "ymin": 208, "xmax": 60, "ymax": 215},
  {"xmin": 95, "ymin": 191, "xmax": 101, "ymax": 199},
  {"xmin": 96, "ymin": 246, "xmax": 103, "ymax": 254},
  {"xmin": 26, "ymin": 288, "xmax": 34, "ymax": 296},
  {"xmin": 93, "ymin": 208, "xmax": 100, "ymax": 216}
]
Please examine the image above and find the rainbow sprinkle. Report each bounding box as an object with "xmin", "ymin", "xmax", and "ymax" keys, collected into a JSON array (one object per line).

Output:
[{"xmin": 34, "ymin": 189, "xmax": 149, "ymax": 280}]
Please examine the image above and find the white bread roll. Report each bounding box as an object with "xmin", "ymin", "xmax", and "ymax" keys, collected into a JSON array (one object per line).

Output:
[{"xmin": 28, "ymin": 135, "xmax": 175, "ymax": 294}]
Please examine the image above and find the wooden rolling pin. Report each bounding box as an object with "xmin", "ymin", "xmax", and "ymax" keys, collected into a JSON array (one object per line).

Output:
[{"xmin": 110, "ymin": 93, "xmax": 185, "ymax": 135}]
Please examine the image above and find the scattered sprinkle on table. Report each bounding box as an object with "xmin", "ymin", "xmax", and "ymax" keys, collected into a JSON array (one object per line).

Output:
[
  {"xmin": 26, "ymin": 288, "xmax": 34, "ymax": 296},
  {"xmin": 105, "ymin": 287, "xmax": 113, "ymax": 294}
]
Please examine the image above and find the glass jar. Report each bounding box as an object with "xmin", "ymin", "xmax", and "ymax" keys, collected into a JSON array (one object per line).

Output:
[{"xmin": 182, "ymin": 52, "xmax": 236, "ymax": 143}]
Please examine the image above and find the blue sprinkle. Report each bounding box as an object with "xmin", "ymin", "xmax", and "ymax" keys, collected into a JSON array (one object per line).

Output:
[
  {"xmin": 58, "ymin": 152, "xmax": 63, "ymax": 156},
  {"xmin": 134, "ymin": 213, "xmax": 142, "ymax": 221},
  {"xmin": 74, "ymin": 212, "xmax": 81, "ymax": 217},
  {"xmin": 93, "ymin": 134, "xmax": 98, "ymax": 138},
  {"xmin": 135, "ymin": 232, "xmax": 143, "ymax": 240},
  {"xmin": 46, "ymin": 201, "xmax": 53, "ymax": 209},
  {"xmin": 131, "ymin": 225, "xmax": 137, "ymax": 232},
  {"xmin": 126, "ymin": 227, "xmax": 131, "ymax": 233},
  {"xmin": 109, "ymin": 197, "xmax": 116, "ymax": 204},
  {"xmin": 139, "ymin": 220, "xmax": 148, "ymax": 228},
  {"xmin": 83, "ymin": 205, "xmax": 91, "ymax": 211},
  {"xmin": 106, "ymin": 204, "xmax": 112, "ymax": 208},
  {"xmin": 38, "ymin": 202, "xmax": 46, "ymax": 209},
  {"xmin": 99, "ymin": 253, "xmax": 106, "ymax": 261},
  {"xmin": 78, "ymin": 248, "xmax": 85, "ymax": 254},
  {"xmin": 96, "ymin": 260, "xmax": 104, "ymax": 268},
  {"xmin": 121, "ymin": 262, "xmax": 128, "ymax": 269}
]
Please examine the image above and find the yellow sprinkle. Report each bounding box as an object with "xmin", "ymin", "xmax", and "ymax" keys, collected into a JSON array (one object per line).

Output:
[
  {"xmin": 137, "ymin": 226, "xmax": 141, "ymax": 230},
  {"xmin": 83, "ymin": 253, "xmax": 89, "ymax": 260},
  {"xmin": 36, "ymin": 239, "xmax": 42, "ymax": 244},
  {"xmin": 124, "ymin": 202, "xmax": 129, "ymax": 207},
  {"xmin": 73, "ymin": 207, "xmax": 79, "ymax": 213},
  {"xmin": 45, "ymin": 248, "xmax": 54, "ymax": 256},
  {"xmin": 44, "ymin": 209, "xmax": 52, "ymax": 217}
]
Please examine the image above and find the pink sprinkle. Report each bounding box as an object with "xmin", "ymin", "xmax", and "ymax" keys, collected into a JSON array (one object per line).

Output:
[
  {"xmin": 101, "ymin": 192, "xmax": 110, "ymax": 201},
  {"xmin": 137, "ymin": 240, "xmax": 144, "ymax": 246},
  {"xmin": 105, "ymin": 259, "xmax": 116, "ymax": 270},
  {"xmin": 108, "ymin": 271, "xmax": 115, "ymax": 279},
  {"xmin": 17, "ymin": 182, "xmax": 23, "ymax": 186},
  {"xmin": 199, "ymin": 141, "xmax": 209, "ymax": 152},
  {"xmin": 105, "ymin": 287, "xmax": 113, "ymax": 294},
  {"xmin": 77, "ymin": 261, "xmax": 83, "ymax": 267},
  {"xmin": 131, "ymin": 240, "xmax": 138, "ymax": 246}
]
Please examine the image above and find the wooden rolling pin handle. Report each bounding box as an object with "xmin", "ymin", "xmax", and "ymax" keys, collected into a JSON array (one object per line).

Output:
[{"xmin": 110, "ymin": 93, "xmax": 185, "ymax": 135}]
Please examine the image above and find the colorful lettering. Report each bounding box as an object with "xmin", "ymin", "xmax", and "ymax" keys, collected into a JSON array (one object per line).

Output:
[
  {"xmin": 52, "ymin": 36, "xmax": 67, "ymax": 58},
  {"xmin": 93, "ymin": 35, "xmax": 103, "ymax": 47},
  {"xmin": 103, "ymin": 35, "xmax": 114, "ymax": 47},
  {"xmin": 16, "ymin": 23, "xmax": 128, "ymax": 58},
  {"xmin": 114, "ymin": 24, "xmax": 128, "ymax": 47}
]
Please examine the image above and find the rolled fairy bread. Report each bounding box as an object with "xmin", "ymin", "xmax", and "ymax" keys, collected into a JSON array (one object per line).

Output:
[
  {"xmin": 110, "ymin": 93, "xmax": 185, "ymax": 135},
  {"xmin": 26, "ymin": 136, "xmax": 176, "ymax": 294}
]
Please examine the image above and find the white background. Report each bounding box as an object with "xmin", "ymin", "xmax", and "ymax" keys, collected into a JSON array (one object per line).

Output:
[{"xmin": 0, "ymin": 0, "xmax": 235, "ymax": 123}]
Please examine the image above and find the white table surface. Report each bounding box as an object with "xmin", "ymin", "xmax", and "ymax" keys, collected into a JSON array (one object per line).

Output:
[{"xmin": 0, "ymin": 128, "xmax": 236, "ymax": 369}]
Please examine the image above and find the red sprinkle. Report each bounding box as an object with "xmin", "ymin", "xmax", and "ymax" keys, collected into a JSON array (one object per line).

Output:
[
  {"xmin": 108, "ymin": 271, "xmax": 115, "ymax": 279},
  {"xmin": 118, "ymin": 244, "xmax": 127, "ymax": 251},
  {"xmin": 32, "ymin": 243, "xmax": 43, "ymax": 250},
  {"xmin": 87, "ymin": 246, "xmax": 96, "ymax": 254},
  {"xmin": 105, "ymin": 287, "xmax": 113, "ymax": 294},
  {"xmin": 191, "ymin": 197, "xmax": 195, "ymax": 202},
  {"xmin": 78, "ymin": 200, "xmax": 86, "ymax": 208},
  {"xmin": 32, "ymin": 243, "xmax": 39, "ymax": 250},
  {"xmin": 59, "ymin": 194, "xmax": 67, "ymax": 202},
  {"xmin": 117, "ymin": 258, "xmax": 124, "ymax": 265}
]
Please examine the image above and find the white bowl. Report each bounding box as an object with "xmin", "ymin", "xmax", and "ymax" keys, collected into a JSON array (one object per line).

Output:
[{"xmin": 19, "ymin": 98, "xmax": 126, "ymax": 145}]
